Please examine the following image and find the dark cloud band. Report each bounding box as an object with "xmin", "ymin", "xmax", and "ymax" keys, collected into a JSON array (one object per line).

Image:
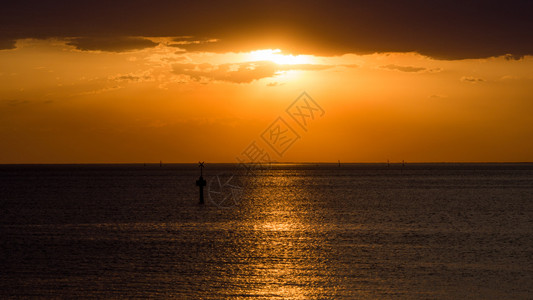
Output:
[{"xmin": 1, "ymin": 0, "xmax": 532, "ymax": 59}]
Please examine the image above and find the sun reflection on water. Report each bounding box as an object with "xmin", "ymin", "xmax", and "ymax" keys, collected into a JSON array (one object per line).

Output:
[{"xmin": 231, "ymin": 170, "xmax": 334, "ymax": 299}]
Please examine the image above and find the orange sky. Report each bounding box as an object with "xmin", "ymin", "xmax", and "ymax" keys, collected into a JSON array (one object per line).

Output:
[
  {"xmin": 1, "ymin": 0, "xmax": 533, "ymax": 163},
  {"xmin": 1, "ymin": 37, "xmax": 532, "ymax": 163}
]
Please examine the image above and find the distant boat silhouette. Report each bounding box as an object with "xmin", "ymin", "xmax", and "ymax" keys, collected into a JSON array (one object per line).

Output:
[{"xmin": 338, "ymin": 160, "xmax": 341, "ymax": 167}]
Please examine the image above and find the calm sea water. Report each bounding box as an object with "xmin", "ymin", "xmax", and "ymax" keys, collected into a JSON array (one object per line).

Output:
[{"xmin": 1, "ymin": 163, "xmax": 532, "ymax": 299}]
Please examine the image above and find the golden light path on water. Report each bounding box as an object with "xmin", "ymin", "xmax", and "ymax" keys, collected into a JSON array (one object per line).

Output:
[{"xmin": 233, "ymin": 170, "xmax": 333, "ymax": 299}]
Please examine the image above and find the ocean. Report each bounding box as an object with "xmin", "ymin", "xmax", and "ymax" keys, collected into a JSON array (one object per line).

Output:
[{"xmin": 1, "ymin": 163, "xmax": 532, "ymax": 299}]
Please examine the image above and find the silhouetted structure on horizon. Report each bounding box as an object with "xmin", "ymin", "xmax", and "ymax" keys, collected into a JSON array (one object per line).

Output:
[{"xmin": 196, "ymin": 161, "xmax": 206, "ymax": 204}]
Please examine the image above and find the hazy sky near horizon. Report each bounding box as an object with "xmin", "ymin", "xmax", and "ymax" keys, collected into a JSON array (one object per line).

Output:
[{"xmin": 1, "ymin": 1, "xmax": 532, "ymax": 163}]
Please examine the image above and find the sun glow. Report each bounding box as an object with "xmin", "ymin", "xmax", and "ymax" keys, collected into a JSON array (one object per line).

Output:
[{"xmin": 246, "ymin": 49, "xmax": 314, "ymax": 65}]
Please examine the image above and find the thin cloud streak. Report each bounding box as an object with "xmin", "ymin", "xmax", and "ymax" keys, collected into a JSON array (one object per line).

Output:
[{"xmin": 171, "ymin": 61, "xmax": 332, "ymax": 83}]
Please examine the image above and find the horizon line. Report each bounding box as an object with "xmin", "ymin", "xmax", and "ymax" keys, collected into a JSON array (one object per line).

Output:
[{"xmin": 1, "ymin": 161, "xmax": 533, "ymax": 165}]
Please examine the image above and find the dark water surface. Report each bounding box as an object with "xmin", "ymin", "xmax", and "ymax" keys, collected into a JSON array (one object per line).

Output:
[{"xmin": 1, "ymin": 163, "xmax": 532, "ymax": 299}]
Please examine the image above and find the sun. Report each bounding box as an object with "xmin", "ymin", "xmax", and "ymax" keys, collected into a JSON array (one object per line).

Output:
[{"xmin": 246, "ymin": 49, "xmax": 314, "ymax": 65}]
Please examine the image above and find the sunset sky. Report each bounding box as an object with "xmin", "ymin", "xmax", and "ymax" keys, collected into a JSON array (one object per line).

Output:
[{"xmin": 1, "ymin": 0, "xmax": 532, "ymax": 163}]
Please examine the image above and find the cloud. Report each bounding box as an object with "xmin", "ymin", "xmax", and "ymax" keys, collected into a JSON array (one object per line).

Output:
[
  {"xmin": 71, "ymin": 86, "xmax": 123, "ymax": 96},
  {"xmin": 381, "ymin": 64, "xmax": 426, "ymax": 73},
  {"xmin": 427, "ymin": 68, "xmax": 443, "ymax": 73},
  {"xmin": 168, "ymin": 37, "xmax": 219, "ymax": 49},
  {"xmin": 504, "ymin": 54, "xmax": 524, "ymax": 61},
  {"xmin": 461, "ymin": 76, "xmax": 485, "ymax": 83},
  {"xmin": 172, "ymin": 61, "xmax": 332, "ymax": 83},
  {"xmin": 172, "ymin": 62, "xmax": 276, "ymax": 83},
  {"xmin": 266, "ymin": 82, "xmax": 284, "ymax": 87},
  {"xmin": 66, "ymin": 37, "xmax": 158, "ymax": 52},
  {"xmin": 1, "ymin": 1, "xmax": 532, "ymax": 59},
  {"xmin": 110, "ymin": 71, "xmax": 154, "ymax": 82},
  {"xmin": 429, "ymin": 94, "xmax": 448, "ymax": 99},
  {"xmin": 1, "ymin": 99, "xmax": 29, "ymax": 106},
  {"xmin": 0, "ymin": 39, "xmax": 16, "ymax": 50},
  {"xmin": 499, "ymin": 75, "xmax": 519, "ymax": 81}
]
